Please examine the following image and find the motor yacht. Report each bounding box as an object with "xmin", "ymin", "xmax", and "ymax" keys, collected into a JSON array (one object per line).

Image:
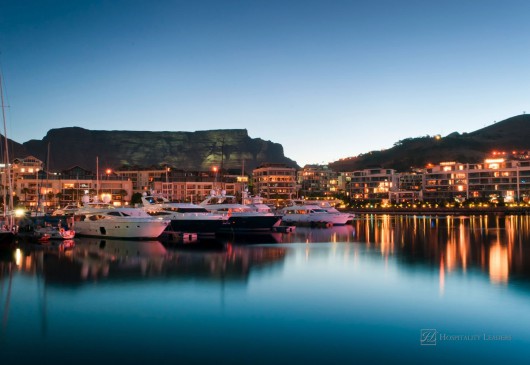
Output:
[
  {"xmin": 279, "ymin": 203, "xmax": 351, "ymax": 226},
  {"xmin": 199, "ymin": 190, "xmax": 282, "ymax": 233},
  {"xmin": 73, "ymin": 204, "xmax": 170, "ymax": 239},
  {"xmin": 287, "ymin": 199, "xmax": 354, "ymax": 223},
  {"xmin": 140, "ymin": 194, "xmax": 229, "ymax": 235}
]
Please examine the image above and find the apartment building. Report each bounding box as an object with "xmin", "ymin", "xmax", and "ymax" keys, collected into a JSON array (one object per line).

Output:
[
  {"xmin": 423, "ymin": 159, "xmax": 530, "ymax": 203},
  {"xmin": 8, "ymin": 156, "xmax": 132, "ymax": 210},
  {"xmin": 297, "ymin": 164, "xmax": 339, "ymax": 197},
  {"xmin": 347, "ymin": 168, "xmax": 398, "ymax": 201},
  {"xmin": 252, "ymin": 163, "xmax": 297, "ymax": 203}
]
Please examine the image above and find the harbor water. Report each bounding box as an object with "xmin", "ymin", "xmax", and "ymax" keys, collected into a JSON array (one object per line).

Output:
[{"xmin": 1, "ymin": 214, "xmax": 529, "ymax": 364}]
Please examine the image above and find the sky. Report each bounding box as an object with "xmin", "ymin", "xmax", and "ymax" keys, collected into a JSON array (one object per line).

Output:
[{"xmin": 1, "ymin": 0, "xmax": 529, "ymax": 166}]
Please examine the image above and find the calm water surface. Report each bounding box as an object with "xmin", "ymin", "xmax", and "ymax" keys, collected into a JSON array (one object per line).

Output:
[{"xmin": 1, "ymin": 215, "xmax": 529, "ymax": 364}]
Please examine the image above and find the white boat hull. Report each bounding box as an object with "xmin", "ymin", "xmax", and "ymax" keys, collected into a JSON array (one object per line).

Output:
[{"xmin": 74, "ymin": 218, "xmax": 169, "ymax": 239}]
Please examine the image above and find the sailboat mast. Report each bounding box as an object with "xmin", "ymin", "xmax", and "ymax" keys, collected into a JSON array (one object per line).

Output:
[
  {"xmin": 96, "ymin": 156, "xmax": 99, "ymax": 199},
  {"xmin": 0, "ymin": 72, "xmax": 14, "ymax": 227}
]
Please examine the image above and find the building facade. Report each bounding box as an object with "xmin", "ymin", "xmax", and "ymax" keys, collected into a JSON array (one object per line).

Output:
[
  {"xmin": 7, "ymin": 156, "xmax": 133, "ymax": 211},
  {"xmin": 347, "ymin": 168, "xmax": 397, "ymax": 201},
  {"xmin": 252, "ymin": 163, "xmax": 297, "ymax": 204},
  {"xmin": 297, "ymin": 164, "xmax": 339, "ymax": 197}
]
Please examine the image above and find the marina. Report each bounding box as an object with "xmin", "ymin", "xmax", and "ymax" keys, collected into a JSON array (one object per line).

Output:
[{"xmin": 1, "ymin": 214, "xmax": 528, "ymax": 364}]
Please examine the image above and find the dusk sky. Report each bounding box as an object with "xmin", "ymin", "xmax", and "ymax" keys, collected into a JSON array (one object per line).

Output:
[{"xmin": 1, "ymin": 0, "xmax": 529, "ymax": 166}]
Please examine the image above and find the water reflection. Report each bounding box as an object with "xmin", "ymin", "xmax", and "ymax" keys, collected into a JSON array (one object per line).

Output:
[
  {"xmin": 346, "ymin": 214, "xmax": 530, "ymax": 286},
  {"xmin": 0, "ymin": 238, "xmax": 288, "ymax": 288},
  {"xmin": 281, "ymin": 225, "xmax": 357, "ymax": 244},
  {"xmin": 3, "ymin": 215, "xmax": 530, "ymax": 289},
  {"xmin": 2, "ymin": 216, "xmax": 530, "ymax": 363}
]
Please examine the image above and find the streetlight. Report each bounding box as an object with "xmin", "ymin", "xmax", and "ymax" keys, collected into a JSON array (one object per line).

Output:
[{"xmin": 212, "ymin": 166, "xmax": 218, "ymax": 186}]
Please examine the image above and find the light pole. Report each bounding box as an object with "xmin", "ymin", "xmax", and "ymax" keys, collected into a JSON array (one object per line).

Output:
[
  {"xmin": 515, "ymin": 162, "xmax": 520, "ymax": 204},
  {"xmin": 213, "ymin": 166, "xmax": 218, "ymax": 187}
]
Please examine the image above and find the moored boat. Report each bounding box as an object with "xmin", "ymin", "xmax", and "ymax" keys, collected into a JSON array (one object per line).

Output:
[
  {"xmin": 73, "ymin": 205, "xmax": 170, "ymax": 240},
  {"xmin": 199, "ymin": 191, "xmax": 282, "ymax": 233},
  {"xmin": 140, "ymin": 194, "xmax": 229, "ymax": 235},
  {"xmin": 279, "ymin": 204, "xmax": 351, "ymax": 226},
  {"xmin": 287, "ymin": 199, "xmax": 354, "ymax": 223},
  {"xmin": 35, "ymin": 226, "xmax": 76, "ymax": 240}
]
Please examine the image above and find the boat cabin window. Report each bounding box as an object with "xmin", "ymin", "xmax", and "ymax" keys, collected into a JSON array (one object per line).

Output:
[
  {"xmin": 107, "ymin": 211, "xmax": 131, "ymax": 217},
  {"xmin": 176, "ymin": 207, "xmax": 209, "ymax": 213},
  {"xmin": 147, "ymin": 211, "xmax": 171, "ymax": 216},
  {"xmin": 163, "ymin": 207, "xmax": 209, "ymax": 213}
]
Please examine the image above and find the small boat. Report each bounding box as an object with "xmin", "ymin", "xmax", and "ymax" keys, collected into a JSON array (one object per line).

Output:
[{"xmin": 35, "ymin": 226, "xmax": 76, "ymax": 240}]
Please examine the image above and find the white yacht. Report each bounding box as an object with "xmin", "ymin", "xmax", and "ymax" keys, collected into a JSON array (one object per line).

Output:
[
  {"xmin": 199, "ymin": 190, "xmax": 282, "ymax": 233},
  {"xmin": 140, "ymin": 194, "xmax": 229, "ymax": 235},
  {"xmin": 73, "ymin": 201, "xmax": 170, "ymax": 239},
  {"xmin": 279, "ymin": 203, "xmax": 351, "ymax": 226},
  {"xmin": 288, "ymin": 199, "xmax": 354, "ymax": 223},
  {"xmin": 242, "ymin": 193, "xmax": 277, "ymax": 215}
]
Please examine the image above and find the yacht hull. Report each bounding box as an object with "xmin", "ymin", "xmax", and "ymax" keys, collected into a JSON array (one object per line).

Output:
[
  {"xmin": 74, "ymin": 219, "xmax": 169, "ymax": 239},
  {"xmin": 217, "ymin": 215, "xmax": 282, "ymax": 233},
  {"xmin": 169, "ymin": 218, "xmax": 229, "ymax": 234}
]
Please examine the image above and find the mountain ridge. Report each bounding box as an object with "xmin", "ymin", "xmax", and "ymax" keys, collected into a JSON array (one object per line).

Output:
[
  {"xmin": 3, "ymin": 114, "xmax": 530, "ymax": 173},
  {"xmin": 329, "ymin": 114, "xmax": 530, "ymax": 172},
  {"xmin": 18, "ymin": 127, "xmax": 298, "ymax": 172}
]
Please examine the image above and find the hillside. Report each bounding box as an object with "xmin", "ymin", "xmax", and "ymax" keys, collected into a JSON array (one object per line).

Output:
[
  {"xmin": 329, "ymin": 114, "xmax": 530, "ymax": 172},
  {"xmin": 20, "ymin": 128, "xmax": 298, "ymax": 172}
]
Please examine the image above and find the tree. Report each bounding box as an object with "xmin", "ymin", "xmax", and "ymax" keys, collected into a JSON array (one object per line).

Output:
[{"xmin": 130, "ymin": 192, "xmax": 143, "ymax": 206}]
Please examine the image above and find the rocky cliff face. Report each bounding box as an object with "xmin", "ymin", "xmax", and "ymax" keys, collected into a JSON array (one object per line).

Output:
[{"xmin": 21, "ymin": 127, "xmax": 298, "ymax": 172}]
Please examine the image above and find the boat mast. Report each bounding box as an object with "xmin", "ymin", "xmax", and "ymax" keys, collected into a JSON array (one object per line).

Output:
[
  {"xmin": 0, "ymin": 72, "xmax": 14, "ymax": 228},
  {"xmin": 96, "ymin": 156, "xmax": 99, "ymax": 200}
]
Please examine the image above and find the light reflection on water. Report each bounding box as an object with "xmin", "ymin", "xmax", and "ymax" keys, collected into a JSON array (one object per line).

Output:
[{"xmin": 0, "ymin": 214, "xmax": 529, "ymax": 364}]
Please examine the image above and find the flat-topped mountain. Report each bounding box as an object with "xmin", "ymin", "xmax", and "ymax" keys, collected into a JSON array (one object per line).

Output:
[
  {"xmin": 4, "ymin": 114, "xmax": 530, "ymax": 173},
  {"xmin": 19, "ymin": 128, "xmax": 298, "ymax": 172},
  {"xmin": 329, "ymin": 114, "xmax": 530, "ymax": 172}
]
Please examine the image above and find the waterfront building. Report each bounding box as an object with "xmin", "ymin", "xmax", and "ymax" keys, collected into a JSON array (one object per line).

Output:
[
  {"xmin": 114, "ymin": 167, "xmax": 167, "ymax": 193},
  {"xmin": 297, "ymin": 164, "xmax": 339, "ymax": 197},
  {"xmin": 252, "ymin": 163, "xmax": 297, "ymax": 205},
  {"xmin": 346, "ymin": 168, "xmax": 397, "ymax": 201},
  {"xmin": 389, "ymin": 171, "xmax": 424, "ymax": 203},
  {"xmin": 124, "ymin": 167, "xmax": 243, "ymax": 203},
  {"xmin": 8, "ymin": 156, "xmax": 133, "ymax": 210},
  {"xmin": 423, "ymin": 158, "xmax": 530, "ymax": 203}
]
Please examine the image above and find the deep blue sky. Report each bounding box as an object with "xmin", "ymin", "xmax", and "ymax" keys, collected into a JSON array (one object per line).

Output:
[{"xmin": 1, "ymin": 0, "xmax": 529, "ymax": 166}]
